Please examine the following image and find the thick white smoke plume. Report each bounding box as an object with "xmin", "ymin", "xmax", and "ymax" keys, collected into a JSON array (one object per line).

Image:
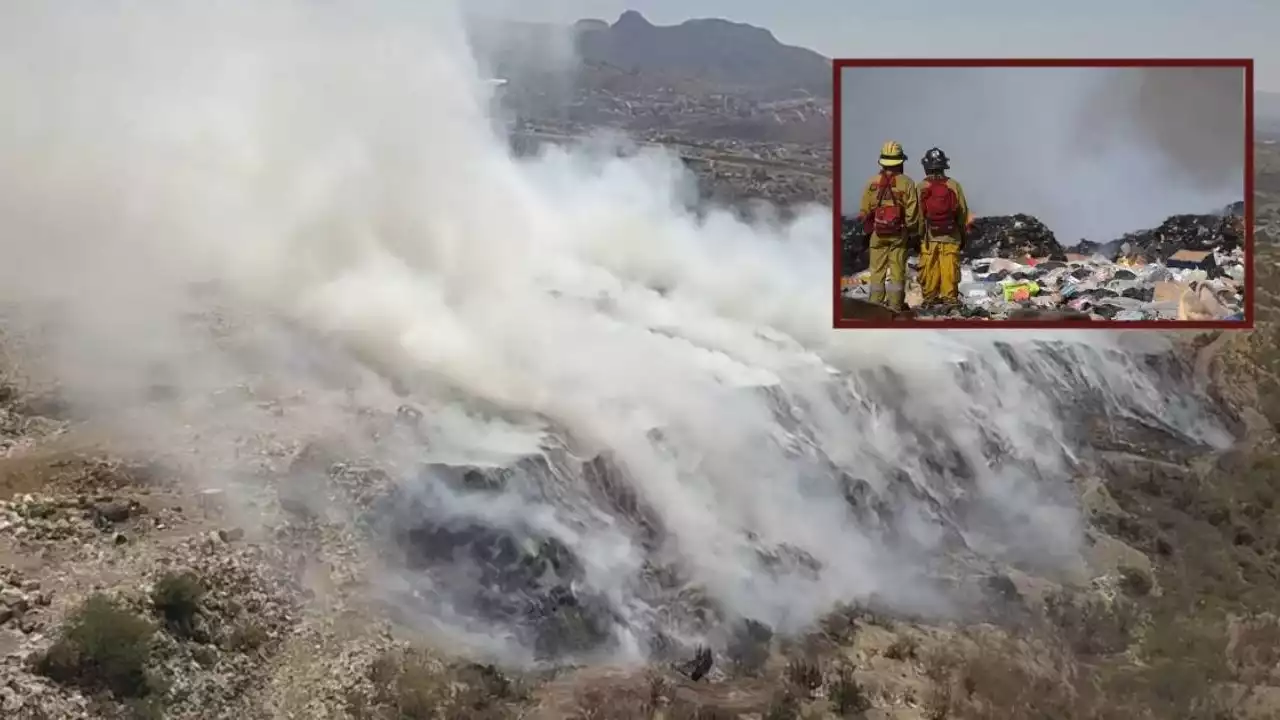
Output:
[
  {"xmin": 0, "ymin": 2, "xmax": 1230, "ymax": 666},
  {"xmin": 839, "ymin": 66, "xmax": 1246, "ymax": 245}
]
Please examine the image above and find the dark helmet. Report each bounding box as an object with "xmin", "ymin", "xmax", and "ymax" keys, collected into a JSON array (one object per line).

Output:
[{"xmin": 922, "ymin": 147, "xmax": 949, "ymax": 172}]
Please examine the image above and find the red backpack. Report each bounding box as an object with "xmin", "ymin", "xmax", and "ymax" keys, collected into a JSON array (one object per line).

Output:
[
  {"xmin": 863, "ymin": 172, "xmax": 904, "ymax": 236},
  {"xmin": 921, "ymin": 176, "xmax": 959, "ymax": 235}
]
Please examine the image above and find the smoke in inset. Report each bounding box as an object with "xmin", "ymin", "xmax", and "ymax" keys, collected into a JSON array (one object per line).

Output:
[{"xmin": 1074, "ymin": 67, "xmax": 1246, "ymax": 190}]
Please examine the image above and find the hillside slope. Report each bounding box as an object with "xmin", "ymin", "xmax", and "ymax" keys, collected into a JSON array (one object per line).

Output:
[{"xmin": 574, "ymin": 10, "xmax": 830, "ymax": 98}]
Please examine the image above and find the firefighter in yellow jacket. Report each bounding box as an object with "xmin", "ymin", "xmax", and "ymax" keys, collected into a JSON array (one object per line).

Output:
[
  {"xmin": 856, "ymin": 141, "xmax": 920, "ymax": 311},
  {"xmin": 916, "ymin": 147, "xmax": 972, "ymax": 308}
]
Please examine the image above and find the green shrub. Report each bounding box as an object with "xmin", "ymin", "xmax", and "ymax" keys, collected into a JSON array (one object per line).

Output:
[
  {"xmin": 227, "ymin": 620, "xmax": 269, "ymax": 653},
  {"xmin": 35, "ymin": 594, "xmax": 158, "ymax": 699},
  {"xmin": 151, "ymin": 571, "xmax": 204, "ymax": 638},
  {"xmin": 829, "ymin": 666, "xmax": 872, "ymax": 716}
]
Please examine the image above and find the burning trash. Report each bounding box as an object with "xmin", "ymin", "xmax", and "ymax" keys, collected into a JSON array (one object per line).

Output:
[{"xmin": 841, "ymin": 205, "xmax": 1247, "ymax": 321}]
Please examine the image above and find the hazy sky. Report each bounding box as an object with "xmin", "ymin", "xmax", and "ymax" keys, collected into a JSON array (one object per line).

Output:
[{"xmin": 469, "ymin": 0, "xmax": 1280, "ymax": 91}]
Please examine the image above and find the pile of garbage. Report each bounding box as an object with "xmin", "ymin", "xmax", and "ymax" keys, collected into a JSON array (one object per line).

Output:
[
  {"xmin": 1076, "ymin": 211, "xmax": 1244, "ymax": 264},
  {"xmin": 963, "ymin": 214, "xmax": 1065, "ymax": 262},
  {"xmin": 841, "ymin": 203, "xmax": 1247, "ymax": 321},
  {"xmin": 840, "ymin": 216, "xmax": 870, "ymax": 276},
  {"xmin": 842, "ymin": 214, "xmax": 1072, "ymax": 272}
]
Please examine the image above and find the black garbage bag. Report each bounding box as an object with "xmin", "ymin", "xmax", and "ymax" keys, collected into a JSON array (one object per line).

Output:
[
  {"xmin": 1121, "ymin": 286, "xmax": 1155, "ymax": 302},
  {"xmin": 841, "ymin": 215, "xmax": 868, "ymax": 275},
  {"xmin": 1093, "ymin": 303, "xmax": 1122, "ymax": 319},
  {"xmin": 1107, "ymin": 210, "xmax": 1244, "ymax": 261},
  {"xmin": 963, "ymin": 214, "xmax": 1066, "ymax": 261}
]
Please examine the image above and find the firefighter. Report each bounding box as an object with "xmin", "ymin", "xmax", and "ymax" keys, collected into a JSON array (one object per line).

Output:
[
  {"xmin": 916, "ymin": 147, "xmax": 971, "ymax": 308},
  {"xmin": 856, "ymin": 141, "xmax": 920, "ymax": 311}
]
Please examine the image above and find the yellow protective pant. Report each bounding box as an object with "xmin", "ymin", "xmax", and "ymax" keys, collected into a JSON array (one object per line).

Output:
[
  {"xmin": 919, "ymin": 238, "xmax": 961, "ymax": 305},
  {"xmin": 867, "ymin": 233, "xmax": 907, "ymax": 310}
]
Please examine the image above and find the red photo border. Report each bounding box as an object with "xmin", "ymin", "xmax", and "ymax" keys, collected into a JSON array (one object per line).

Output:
[{"xmin": 831, "ymin": 58, "xmax": 1255, "ymax": 330}]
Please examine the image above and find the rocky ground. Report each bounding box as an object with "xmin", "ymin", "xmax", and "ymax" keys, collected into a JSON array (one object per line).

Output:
[
  {"xmin": 0, "ymin": 144, "xmax": 1277, "ymax": 720},
  {"xmin": 509, "ymin": 124, "xmax": 833, "ymax": 208}
]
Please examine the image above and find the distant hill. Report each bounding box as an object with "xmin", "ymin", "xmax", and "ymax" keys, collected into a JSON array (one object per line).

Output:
[
  {"xmin": 572, "ymin": 11, "xmax": 831, "ymax": 99},
  {"xmin": 467, "ymin": 11, "xmax": 830, "ymax": 101}
]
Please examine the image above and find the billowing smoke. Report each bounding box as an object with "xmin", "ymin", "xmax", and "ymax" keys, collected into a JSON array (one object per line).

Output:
[
  {"xmin": 0, "ymin": 1, "xmax": 1230, "ymax": 667},
  {"xmin": 1075, "ymin": 67, "xmax": 1246, "ymax": 190},
  {"xmin": 839, "ymin": 66, "xmax": 1245, "ymax": 245}
]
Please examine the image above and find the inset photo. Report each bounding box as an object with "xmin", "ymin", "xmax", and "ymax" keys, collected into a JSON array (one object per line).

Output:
[{"xmin": 833, "ymin": 59, "xmax": 1252, "ymax": 329}]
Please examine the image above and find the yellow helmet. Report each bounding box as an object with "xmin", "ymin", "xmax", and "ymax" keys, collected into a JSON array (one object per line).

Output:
[{"xmin": 878, "ymin": 140, "xmax": 906, "ymax": 167}]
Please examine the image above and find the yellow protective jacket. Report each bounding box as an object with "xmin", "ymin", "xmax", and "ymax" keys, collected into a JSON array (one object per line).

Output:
[
  {"xmin": 858, "ymin": 170, "xmax": 921, "ymax": 239},
  {"xmin": 916, "ymin": 174, "xmax": 972, "ymax": 243}
]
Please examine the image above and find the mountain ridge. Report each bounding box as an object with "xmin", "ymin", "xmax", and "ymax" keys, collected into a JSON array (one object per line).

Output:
[
  {"xmin": 468, "ymin": 10, "xmax": 831, "ymax": 100},
  {"xmin": 472, "ymin": 12, "xmax": 1280, "ymax": 123},
  {"xmin": 573, "ymin": 11, "xmax": 830, "ymax": 98}
]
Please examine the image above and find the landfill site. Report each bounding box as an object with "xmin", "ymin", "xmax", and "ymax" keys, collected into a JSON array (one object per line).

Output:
[
  {"xmin": 840, "ymin": 201, "xmax": 1248, "ymax": 321},
  {"xmin": 7, "ymin": 5, "xmax": 1280, "ymax": 720}
]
